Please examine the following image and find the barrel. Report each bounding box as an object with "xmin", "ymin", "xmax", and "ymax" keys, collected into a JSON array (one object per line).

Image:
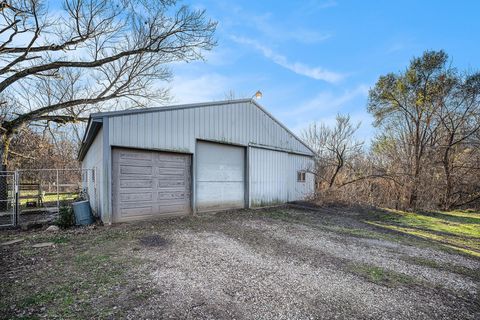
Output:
[{"xmin": 72, "ymin": 200, "xmax": 94, "ymax": 226}]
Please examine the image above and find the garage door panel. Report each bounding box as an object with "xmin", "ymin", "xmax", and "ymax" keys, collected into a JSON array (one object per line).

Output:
[
  {"xmin": 196, "ymin": 141, "xmax": 245, "ymax": 212},
  {"xmin": 156, "ymin": 157, "xmax": 189, "ymax": 167},
  {"xmin": 119, "ymin": 205, "xmax": 153, "ymax": 217},
  {"xmin": 120, "ymin": 192, "xmax": 153, "ymax": 202},
  {"xmin": 156, "ymin": 162, "xmax": 188, "ymax": 169},
  {"xmin": 197, "ymin": 181, "xmax": 244, "ymax": 210},
  {"xmin": 120, "ymin": 165, "xmax": 152, "ymax": 175},
  {"xmin": 157, "ymin": 168, "xmax": 185, "ymax": 175},
  {"xmin": 157, "ymin": 191, "xmax": 190, "ymax": 200},
  {"xmin": 158, "ymin": 180, "xmax": 185, "ymax": 187},
  {"xmin": 198, "ymin": 164, "xmax": 244, "ymax": 181},
  {"xmin": 112, "ymin": 148, "xmax": 191, "ymax": 222},
  {"xmin": 118, "ymin": 151, "xmax": 153, "ymax": 163},
  {"xmin": 157, "ymin": 199, "xmax": 190, "ymax": 206},
  {"xmin": 120, "ymin": 179, "xmax": 153, "ymax": 188},
  {"xmin": 157, "ymin": 174, "xmax": 187, "ymax": 180},
  {"xmin": 158, "ymin": 204, "xmax": 189, "ymax": 213}
]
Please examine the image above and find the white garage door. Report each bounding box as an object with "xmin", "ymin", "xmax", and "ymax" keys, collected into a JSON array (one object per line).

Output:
[
  {"xmin": 196, "ymin": 141, "xmax": 245, "ymax": 212},
  {"xmin": 112, "ymin": 148, "xmax": 191, "ymax": 222}
]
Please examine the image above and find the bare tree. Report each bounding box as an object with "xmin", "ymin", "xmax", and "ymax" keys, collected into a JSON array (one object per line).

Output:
[
  {"xmin": 435, "ymin": 73, "xmax": 480, "ymax": 209},
  {"xmin": 0, "ymin": 0, "xmax": 216, "ymax": 207},
  {"xmin": 303, "ymin": 114, "xmax": 363, "ymax": 189},
  {"xmin": 0, "ymin": 0, "xmax": 216, "ymax": 165}
]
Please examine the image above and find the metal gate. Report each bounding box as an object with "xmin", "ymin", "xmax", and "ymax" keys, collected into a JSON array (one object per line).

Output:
[
  {"xmin": 0, "ymin": 171, "xmax": 17, "ymax": 227},
  {"xmin": 0, "ymin": 169, "xmax": 96, "ymax": 227}
]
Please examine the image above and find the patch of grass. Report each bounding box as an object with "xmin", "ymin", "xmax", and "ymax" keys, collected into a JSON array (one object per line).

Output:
[
  {"xmin": 367, "ymin": 221, "xmax": 480, "ymax": 258},
  {"xmin": 262, "ymin": 210, "xmax": 294, "ymax": 221},
  {"xmin": 19, "ymin": 192, "xmax": 78, "ymax": 206},
  {"xmin": 18, "ymin": 283, "xmax": 83, "ymax": 319},
  {"xmin": 348, "ymin": 263, "xmax": 415, "ymax": 287},
  {"xmin": 258, "ymin": 209, "xmax": 317, "ymax": 224},
  {"xmin": 377, "ymin": 208, "xmax": 479, "ymax": 238},
  {"xmin": 0, "ymin": 226, "xmax": 150, "ymax": 320},
  {"xmin": 405, "ymin": 256, "xmax": 440, "ymax": 268},
  {"xmin": 429, "ymin": 210, "xmax": 480, "ymax": 224},
  {"xmin": 50, "ymin": 235, "xmax": 71, "ymax": 244},
  {"xmin": 21, "ymin": 293, "xmax": 53, "ymax": 308},
  {"xmin": 74, "ymin": 252, "xmax": 111, "ymax": 266},
  {"xmin": 404, "ymin": 256, "xmax": 480, "ymax": 281},
  {"xmin": 365, "ymin": 208, "xmax": 480, "ymax": 258},
  {"xmin": 322, "ymin": 224, "xmax": 398, "ymax": 241}
]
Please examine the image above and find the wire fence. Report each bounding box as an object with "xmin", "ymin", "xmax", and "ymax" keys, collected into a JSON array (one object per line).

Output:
[
  {"xmin": 0, "ymin": 168, "xmax": 96, "ymax": 227},
  {"xmin": 0, "ymin": 171, "xmax": 16, "ymax": 227}
]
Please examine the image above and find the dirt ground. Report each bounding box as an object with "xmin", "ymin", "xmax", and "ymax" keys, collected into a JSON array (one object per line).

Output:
[{"xmin": 1, "ymin": 205, "xmax": 479, "ymax": 319}]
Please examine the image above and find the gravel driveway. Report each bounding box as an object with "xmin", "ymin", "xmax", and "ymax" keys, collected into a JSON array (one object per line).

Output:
[
  {"xmin": 127, "ymin": 206, "xmax": 479, "ymax": 319},
  {"xmin": 1, "ymin": 205, "xmax": 479, "ymax": 319}
]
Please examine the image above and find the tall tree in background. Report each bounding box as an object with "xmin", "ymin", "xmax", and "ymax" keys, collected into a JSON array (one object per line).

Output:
[
  {"xmin": 369, "ymin": 51, "xmax": 448, "ymax": 209},
  {"xmin": 435, "ymin": 73, "xmax": 480, "ymax": 209},
  {"xmin": 304, "ymin": 50, "xmax": 480, "ymax": 210},
  {"xmin": 0, "ymin": 0, "xmax": 216, "ymax": 170},
  {"xmin": 368, "ymin": 50, "xmax": 480, "ymax": 209}
]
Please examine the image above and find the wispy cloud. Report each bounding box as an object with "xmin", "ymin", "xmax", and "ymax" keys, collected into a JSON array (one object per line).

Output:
[
  {"xmin": 248, "ymin": 13, "xmax": 332, "ymax": 44},
  {"xmin": 231, "ymin": 36, "xmax": 344, "ymax": 83},
  {"xmin": 315, "ymin": 0, "xmax": 338, "ymax": 9},
  {"xmin": 282, "ymin": 84, "xmax": 372, "ymax": 137},
  {"xmin": 295, "ymin": 0, "xmax": 338, "ymax": 15},
  {"xmin": 168, "ymin": 73, "xmax": 236, "ymax": 104},
  {"xmin": 285, "ymin": 84, "xmax": 370, "ymax": 116}
]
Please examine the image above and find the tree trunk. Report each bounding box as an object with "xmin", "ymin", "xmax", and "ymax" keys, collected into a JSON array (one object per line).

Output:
[
  {"xmin": 441, "ymin": 146, "xmax": 453, "ymax": 211},
  {"xmin": 408, "ymin": 158, "xmax": 421, "ymax": 209},
  {"xmin": 329, "ymin": 159, "xmax": 344, "ymax": 188}
]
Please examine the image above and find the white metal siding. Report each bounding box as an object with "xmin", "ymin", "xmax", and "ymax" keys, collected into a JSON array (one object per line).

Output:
[
  {"xmin": 196, "ymin": 141, "xmax": 245, "ymax": 211},
  {"xmin": 287, "ymin": 153, "xmax": 315, "ymax": 202},
  {"xmin": 81, "ymin": 127, "xmax": 103, "ymax": 217},
  {"xmin": 249, "ymin": 147, "xmax": 289, "ymax": 206},
  {"xmin": 108, "ymin": 101, "xmax": 311, "ymax": 155},
  {"xmin": 249, "ymin": 147, "xmax": 314, "ymax": 207}
]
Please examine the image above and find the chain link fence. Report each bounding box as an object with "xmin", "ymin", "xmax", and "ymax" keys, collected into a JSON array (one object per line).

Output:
[
  {"xmin": 0, "ymin": 168, "xmax": 96, "ymax": 227},
  {"xmin": 0, "ymin": 171, "xmax": 16, "ymax": 227}
]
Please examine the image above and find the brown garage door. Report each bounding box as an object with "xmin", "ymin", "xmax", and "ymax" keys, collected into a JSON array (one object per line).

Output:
[{"xmin": 112, "ymin": 148, "xmax": 191, "ymax": 222}]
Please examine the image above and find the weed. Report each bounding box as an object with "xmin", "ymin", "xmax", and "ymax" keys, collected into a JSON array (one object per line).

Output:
[
  {"xmin": 55, "ymin": 206, "xmax": 75, "ymax": 229},
  {"xmin": 51, "ymin": 235, "xmax": 70, "ymax": 244},
  {"xmin": 348, "ymin": 263, "xmax": 415, "ymax": 287}
]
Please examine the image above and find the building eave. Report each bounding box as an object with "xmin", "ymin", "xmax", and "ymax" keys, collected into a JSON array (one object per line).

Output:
[
  {"xmin": 77, "ymin": 116, "xmax": 103, "ymax": 161},
  {"xmin": 89, "ymin": 98, "xmax": 253, "ymax": 118}
]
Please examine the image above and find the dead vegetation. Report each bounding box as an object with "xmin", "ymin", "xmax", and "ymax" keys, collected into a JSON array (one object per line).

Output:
[{"xmin": 303, "ymin": 50, "xmax": 480, "ymax": 211}]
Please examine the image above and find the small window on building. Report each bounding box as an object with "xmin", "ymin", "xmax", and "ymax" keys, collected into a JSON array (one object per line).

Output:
[{"xmin": 297, "ymin": 171, "xmax": 306, "ymax": 182}]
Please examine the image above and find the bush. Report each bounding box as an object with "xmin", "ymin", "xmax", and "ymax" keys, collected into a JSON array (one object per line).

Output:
[{"xmin": 56, "ymin": 206, "xmax": 75, "ymax": 229}]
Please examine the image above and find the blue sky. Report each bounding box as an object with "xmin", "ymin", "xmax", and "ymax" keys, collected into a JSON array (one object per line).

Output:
[{"xmin": 169, "ymin": 0, "xmax": 480, "ymax": 141}]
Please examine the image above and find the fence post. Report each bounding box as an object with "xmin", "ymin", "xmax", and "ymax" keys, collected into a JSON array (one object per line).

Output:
[
  {"xmin": 56, "ymin": 169, "xmax": 60, "ymax": 210},
  {"xmin": 14, "ymin": 170, "xmax": 19, "ymax": 227}
]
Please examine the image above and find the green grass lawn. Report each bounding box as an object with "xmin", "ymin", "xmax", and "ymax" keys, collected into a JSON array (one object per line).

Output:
[
  {"xmin": 366, "ymin": 209, "xmax": 480, "ymax": 257},
  {"xmin": 18, "ymin": 192, "xmax": 78, "ymax": 206}
]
